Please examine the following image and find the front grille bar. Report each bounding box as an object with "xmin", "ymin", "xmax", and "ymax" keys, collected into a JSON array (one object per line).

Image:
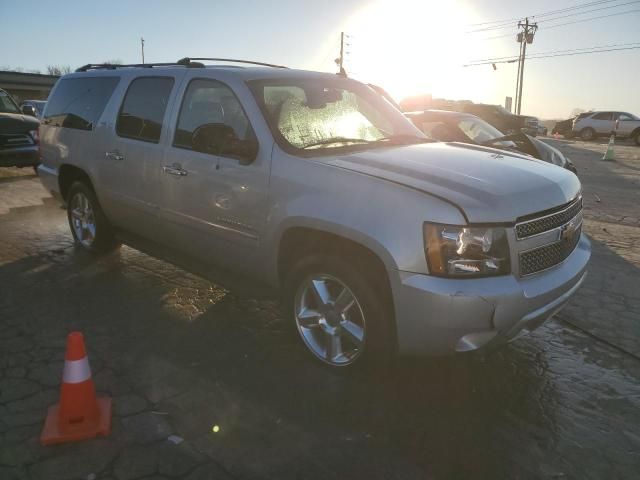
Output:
[{"xmin": 515, "ymin": 196, "xmax": 582, "ymax": 240}]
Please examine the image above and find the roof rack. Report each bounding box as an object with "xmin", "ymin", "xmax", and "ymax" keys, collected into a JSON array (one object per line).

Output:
[
  {"xmin": 75, "ymin": 61, "xmax": 205, "ymax": 72},
  {"xmin": 178, "ymin": 57, "xmax": 287, "ymax": 69},
  {"xmin": 75, "ymin": 57, "xmax": 287, "ymax": 73}
]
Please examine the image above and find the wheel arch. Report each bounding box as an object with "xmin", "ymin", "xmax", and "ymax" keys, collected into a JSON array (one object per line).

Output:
[
  {"xmin": 58, "ymin": 164, "xmax": 94, "ymax": 202},
  {"xmin": 277, "ymin": 224, "xmax": 398, "ymax": 350}
]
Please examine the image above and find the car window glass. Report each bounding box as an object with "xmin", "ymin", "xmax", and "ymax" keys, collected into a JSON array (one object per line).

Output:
[
  {"xmin": 116, "ymin": 77, "xmax": 174, "ymax": 143},
  {"xmin": 263, "ymin": 85, "xmax": 392, "ymax": 149},
  {"xmin": 592, "ymin": 112, "xmax": 611, "ymax": 120},
  {"xmin": 174, "ymin": 79, "xmax": 253, "ymax": 150},
  {"xmin": 44, "ymin": 77, "xmax": 119, "ymax": 130},
  {"xmin": 0, "ymin": 91, "xmax": 20, "ymax": 114},
  {"xmin": 618, "ymin": 113, "xmax": 634, "ymax": 121}
]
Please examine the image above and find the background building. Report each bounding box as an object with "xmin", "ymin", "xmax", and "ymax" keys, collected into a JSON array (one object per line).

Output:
[{"xmin": 0, "ymin": 71, "xmax": 58, "ymax": 103}]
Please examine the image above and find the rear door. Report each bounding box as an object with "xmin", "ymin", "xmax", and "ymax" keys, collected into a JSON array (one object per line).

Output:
[
  {"xmin": 157, "ymin": 74, "xmax": 271, "ymax": 275},
  {"xmin": 615, "ymin": 112, "xmax": 636, "ymax": 136},
  {"xmin": 100, "ymin": 73, "xmax": 184, "ymax": 238}
]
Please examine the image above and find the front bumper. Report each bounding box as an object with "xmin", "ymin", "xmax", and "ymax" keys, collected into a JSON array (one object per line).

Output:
[
  {"xmin": 390, "ymin": 233, "xmax": 591, "ymax": 356},
  {"xmin": 0, "ymin": 146, "xmax": 39, "ymax": 167}
]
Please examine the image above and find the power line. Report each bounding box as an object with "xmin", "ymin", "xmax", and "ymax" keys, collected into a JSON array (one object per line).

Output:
[
  {"xmin": 468, "ymin": 41, "xmax": 640, "ymax": 62},
  {"xmin": 466, "ymin": 0, "xmax": 623, "ymax": 27},
  {"xmin": 537, "ymin": 0, "xmax": 640, "ymax": 23},
  {"xmin": 477, "ymin": 7, "xmax": 639, "ymax": 40},
  {"xmin": 468, "ymin": 0, "xmax": 639, "ymax": 33},
  {"xmin": 541, "ymin": 8, "xmax": 640, "ymax": 29},
  {"xmin": 464, "ymin": 45, "xmax": 640, "ymax": 66}
]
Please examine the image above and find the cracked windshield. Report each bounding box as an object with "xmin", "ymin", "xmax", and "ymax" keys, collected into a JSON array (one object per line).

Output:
[{"xmin": 1, "ymin": 0, "xmax": 639, "ymax": 479}]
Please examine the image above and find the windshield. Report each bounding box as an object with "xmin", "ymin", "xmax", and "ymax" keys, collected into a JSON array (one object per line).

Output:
[
  {"xmin": 457, "ymin": 117, "xmax": 515, "ymax": 146},
  {"xmin": 0, "ymin": 91, "xmax": 20, "ymax": 114},
  {"xmin": 249, "ymin": 77, "xmax": 427, "ymax": 155}
]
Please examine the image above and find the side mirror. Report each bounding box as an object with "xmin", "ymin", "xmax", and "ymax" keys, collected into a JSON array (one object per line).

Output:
[
  {"xmin": 192, "ymin": 123, "xmax": 258, "ymax": 164},
  {"xmin": 21, "ymin": 105, "xmax": 37, "ymax": 117}
]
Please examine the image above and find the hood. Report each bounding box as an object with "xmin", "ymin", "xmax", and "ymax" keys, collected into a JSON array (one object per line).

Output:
[
  {"xmin": 0, "ymin": 113, "xmax": 40, "ymax": 134},
  {"xmin": 322, "ymin": 142, "xmax": 581, "ymax": 223}
]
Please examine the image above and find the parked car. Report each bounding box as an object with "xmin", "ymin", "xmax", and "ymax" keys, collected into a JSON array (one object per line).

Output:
[
  {"xmin": 572, "ymin": 111, "xmax": 640, "ymax": 144},
  {"xmin": 537, "ymin": 125, "xmax": 548, "ymax": 136},
  {"xmin": 0, "ymin": 88, "xmax": 40, "ymax": 171},
  {"xmin": 406, "ymin": 110, "xmax": 577, "ymax": 174},
  {"xmin": 38, "ymin": 59, "xmax": 590, "ymax": 368},
  {"xmin": 456, "ymin": 103, "xmax": 539, "ymax": 137},
  {"xmin": 20, "ymin": 100, "xmax": 47, "ymax": 119}
]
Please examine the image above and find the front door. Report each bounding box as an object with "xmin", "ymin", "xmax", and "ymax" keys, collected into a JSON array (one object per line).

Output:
[
  {"xmin": 589, "ymin": 111, "xmax": 614, "ymax": 135},
  {"xmin": 158, "ymin": 77, "xmax": 271, "ymax": 275},
  {"xmin": 100, "ymin": 74, "xmax": 181, "ymax": 238}
]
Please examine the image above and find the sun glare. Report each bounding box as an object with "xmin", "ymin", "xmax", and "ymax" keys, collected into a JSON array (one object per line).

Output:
[{"xmin": 313, "ymin": 0, "xmax": 496, "ymax": 105}]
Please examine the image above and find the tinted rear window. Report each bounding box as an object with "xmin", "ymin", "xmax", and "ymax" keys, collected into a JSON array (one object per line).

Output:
[
  {"xmin": 44, "ymin": 77, "xmax": 119, "ymax": 130},
  {"xmin": 116, "ymin": 77, "xmax": 174, "ymax": 143}
]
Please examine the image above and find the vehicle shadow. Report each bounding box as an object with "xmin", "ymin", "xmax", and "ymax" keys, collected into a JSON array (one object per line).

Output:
[{"xmin": 0, "ymin": 242, "xmax": 556, "ymax": 479}]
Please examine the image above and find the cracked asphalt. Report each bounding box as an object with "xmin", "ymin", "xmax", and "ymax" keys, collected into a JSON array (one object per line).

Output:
[{"xmin": 1, "ymin": 138, "xmax": 639, "ymax": 479}]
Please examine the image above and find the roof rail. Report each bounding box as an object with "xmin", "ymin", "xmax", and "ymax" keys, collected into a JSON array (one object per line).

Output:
[
  {"xmin": 75, "ymin": 57, "xmax": 286, "ymax": 73},
  {"xmin": 177, "ymin": 57, "xmax": 288, "ymax": 69},
  {"xmin": 75, "ymin": 61, "xmax": 205, "ymax": 72}
]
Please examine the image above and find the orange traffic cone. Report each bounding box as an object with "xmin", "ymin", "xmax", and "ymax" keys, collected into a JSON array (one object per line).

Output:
[{"xmin": 40, "ymin": 332, "xmax": 112, "ymax": 445}]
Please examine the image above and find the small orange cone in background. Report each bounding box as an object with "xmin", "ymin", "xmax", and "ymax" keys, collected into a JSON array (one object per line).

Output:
[{"xmin": 40, "ymin": 332, "xmax": 112, "ymax": 446}]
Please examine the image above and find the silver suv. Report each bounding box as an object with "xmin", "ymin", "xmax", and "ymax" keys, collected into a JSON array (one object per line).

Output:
[
  {"xmin": 38, "ymin": 59, "xmax": 590, "ymax": 368},
  {"xmin": 572, "ymin": 111, "xmax": 640, "ymax": 143}
]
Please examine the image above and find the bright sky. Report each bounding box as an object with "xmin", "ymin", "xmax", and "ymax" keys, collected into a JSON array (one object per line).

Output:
[{"xmin": 1, "ymin": 0, "xmax": 638, "ymax": 119}]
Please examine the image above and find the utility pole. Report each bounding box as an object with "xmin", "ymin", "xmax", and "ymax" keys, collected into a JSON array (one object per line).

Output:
[
  {"xmin": 514, "ymin": 18, "xmax": 537, "ymax": 115},
  {"xmin": 335, "ymin": 32, "xmax": 347, "ymax": 76},
  {"xmin": 141, "ymin": 37, "xmax": 145, "ymax": 64}
]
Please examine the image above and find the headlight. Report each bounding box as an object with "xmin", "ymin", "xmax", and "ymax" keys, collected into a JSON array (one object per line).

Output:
[{"xmin": 424, "ymin": 223, "xmax": 511, "ymax": 277}]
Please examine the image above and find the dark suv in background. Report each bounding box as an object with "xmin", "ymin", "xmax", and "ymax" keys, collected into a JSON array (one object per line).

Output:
[
  {"xmin": 0, "ymin": 88, "xmax": 40, "ymax": 170},
  {"xmin": 461, "ymin": 103, "xmax": 539, "ymax": 137}
]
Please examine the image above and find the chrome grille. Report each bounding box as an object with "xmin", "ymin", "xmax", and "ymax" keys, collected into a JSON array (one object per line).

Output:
[
  {"xmin": 0, "ymin": 133, "xmax": 33, "ymax": 148},
  {"xmin": 516, "ymin": 197, "xmax": 582, "ymax": 239},
  {"xmin": 519, "ymin": 220, "xmax": 582, "ymax": 276}
]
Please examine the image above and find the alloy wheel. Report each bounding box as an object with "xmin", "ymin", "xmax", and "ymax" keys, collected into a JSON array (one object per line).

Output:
[
  {"xmin": 294, "ymin": 274, "xmax": 366, "ymax": 366},
  {"xmin": 70, "ymin": 192, "xmax": 97, "ymax": 248}
]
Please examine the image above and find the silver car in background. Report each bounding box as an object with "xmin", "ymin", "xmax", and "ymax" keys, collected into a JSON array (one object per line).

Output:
[
  {"xmin": 38, "ymin": 59, "xmax": 590, "ymax": 368},
  {"xmin": 572, "ymin": 110, "xmax": 640, "ymax": 143}
]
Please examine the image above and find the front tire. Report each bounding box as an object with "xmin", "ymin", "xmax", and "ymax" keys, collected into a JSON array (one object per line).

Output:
[
  {"xmin": 67, "ymin": 181, "xmax": 120, "ymax": 254},
  {"xmin": 283, "ymin": 254, "xmax": 394, "ymax": 368},
  {"xmin": 634, "ymin": 131, "xmax": 640, "ymax": 146},
  {"xmin": 580, "ymin": 128, "xmax": 595, "ymax": 141}
]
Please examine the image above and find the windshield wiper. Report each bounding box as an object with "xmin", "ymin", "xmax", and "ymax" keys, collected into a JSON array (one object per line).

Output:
[
  {"xmin": 301, "ymin": 134, "xmax": 431, "ymax": 150},
  {"xmin": 374, "ymin": 134, "xmax": 432, "ymax": 145},
  {"xmin": 302, "ymin": 137, "xmax": 375, "ymax": 149}
]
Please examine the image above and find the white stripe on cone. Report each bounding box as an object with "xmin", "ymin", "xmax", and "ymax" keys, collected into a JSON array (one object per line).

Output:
[{"xmin": 62, "ymin": 357, "xmax": 92, "ymax": 384}]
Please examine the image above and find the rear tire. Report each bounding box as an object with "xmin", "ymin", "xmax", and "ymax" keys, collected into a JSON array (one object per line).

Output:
[
  {"xmin": 634, "ymin": 131, "xmax": 640, "ymax": 146},
  {"xmin": 283, "ymin": 253, "xmax": 394, "ymax": 369},
  {"xmin": 66, "ymin": 181, "xmax": 120, "ymax": 254},
  {"xmin": 580, "ymin": 128, "xmax": 595, "ymax": 141}
]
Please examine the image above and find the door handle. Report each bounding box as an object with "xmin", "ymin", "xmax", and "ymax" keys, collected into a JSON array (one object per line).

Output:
[
  {"xmin": 162, "ymin": 165, "xmax": 188, "ymax": 176},
  {"xmin": 105, "ymin": 151, "xmax": 124, "ymax": 161}
]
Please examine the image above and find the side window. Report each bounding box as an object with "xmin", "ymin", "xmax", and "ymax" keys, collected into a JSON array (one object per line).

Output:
[
  {"xmin": 618, "ymin": 113, "xmax": 633, "ymax": 121},
  {"xmin": 44, "ymin": 77, "xmax": 119, "ymax": 130},
  {"xmin": 174, "ymin": 79, "xmax": 253, "ymax": 151},
  {"xmin": 592, "ymin": 112, "xmax": 612, "ymax": 120},
  {"xmin": 116, "ymin": 77, "xmax": 174, "ymax": 143}
]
